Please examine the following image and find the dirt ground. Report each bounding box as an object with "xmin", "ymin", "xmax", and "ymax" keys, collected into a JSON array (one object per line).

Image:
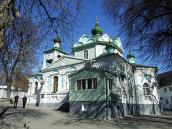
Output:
[{"xmin": 0, "ymin": 103, "xmax": 172, "ymax": 129}]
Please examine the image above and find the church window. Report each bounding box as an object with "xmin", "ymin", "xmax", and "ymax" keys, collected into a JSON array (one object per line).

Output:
[
  {"xmin": 88, "ymin": 78, "xmax": 97, "ymax": 89},
  {"xmin": 76, "ymin": 78, "xmax": 97, "ymax": 90},
  {"xmin": 93, "ymin": 78, "xmax": 97, "ymax": 89},
  {"xmin": 46, "ymin": 59, "xmax": 53, "ymax": 66},
  {"xmin": 82, "ymin": 79, "xmax": 86, "ymax": 89},
  {"xmin": 87, "ymin": 78, "xmax": 92, "ymax": 89},
  {"xmin": 53, "ymin": 76, "xmax": 58, "ymax": 93},
  {"xmin": 144, "ymin": 74, "xmax": 151, "ymax": 83},
  {"xmin": 108, "ymin": 78, "xmax": 113, "ymax": 90},
  {"xmin": 143, "ymin": 83, "xmax": 150, "ymax": 95},
  {"xmin": 84, "ymin": 50, "xmax": 88, "ymax": 59},
  {"xmin": 77, "ymin": 80, "xmax": 81, "ymax": 90},
  {"xmin": 34, "ymin": 82, "xmax": 38, "ymax": 95},
  {"xmin": 120, "ymin": 72, "xmax": 126, "ymax": 81},
  {"xmin": 164, "ymin": 88, "xmax": 167, "ymax": 93},
  {"xmin": 166, "ymin": 99, "xmax": 169, "ymax": 104},
  {"xmin": 169, "ymin": 87, "xmax": 172, "ymax": 92}
]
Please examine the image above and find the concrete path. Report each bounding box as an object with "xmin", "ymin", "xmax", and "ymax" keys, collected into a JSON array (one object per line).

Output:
[{"xmin": 1, "ymin": 104, "xmax": 172, "ymax": 129}]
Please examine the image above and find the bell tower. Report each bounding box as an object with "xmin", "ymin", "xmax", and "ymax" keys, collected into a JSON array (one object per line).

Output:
[{"xmin": 54, "ymin": 35, "xmax": 61, "ymax": 48}]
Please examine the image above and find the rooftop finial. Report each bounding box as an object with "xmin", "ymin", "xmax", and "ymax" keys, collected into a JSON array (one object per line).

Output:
[
  {"xmin": 91, "ymin": 17, "xmax": 103, "ymax": 36},
  {"xmin": 96, "ymin": 16, "xmax": 99, "ymax": 24},
  {"xmin": 129, "ymin": 49, "xmax": 131, "ymax": 54}
]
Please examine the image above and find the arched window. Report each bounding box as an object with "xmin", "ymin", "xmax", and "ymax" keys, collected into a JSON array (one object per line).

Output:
[
  {"xmin": 166, "ymin": 98, "xmax": 169, "ymax": 104},
  {"xmin": 143, "ymin": 83, "xmax": 150, "ymax": 95},
  {"xmin": 53, "ymin": 76, "xmax": 58, "ymax": 93},
  {"xmin": 35, "ymin": 82, "xmax": 38, "ymax": 95},
  {"xmin": 84, "ymin": 50, "xmax": 88, "ymax": 59}
]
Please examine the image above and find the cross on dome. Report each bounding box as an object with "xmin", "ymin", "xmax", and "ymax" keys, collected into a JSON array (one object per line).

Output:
[{"xmin": 91, "ymin": 17, "xmax": 103, "ymax": 36}]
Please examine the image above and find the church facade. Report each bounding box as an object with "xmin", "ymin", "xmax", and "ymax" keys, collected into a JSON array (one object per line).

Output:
[{"xmin": 27, "ymin": 21, "xmax": 161, "ymax": 118}]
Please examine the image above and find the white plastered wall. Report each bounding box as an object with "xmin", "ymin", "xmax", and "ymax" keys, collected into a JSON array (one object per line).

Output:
[
  {"xmin": 134, "ymin": 68, "xmax": 159, "ymax": 105},
  {"xmin": 74, "ymin": 47, "xmax": 96, "ymax": 60}
]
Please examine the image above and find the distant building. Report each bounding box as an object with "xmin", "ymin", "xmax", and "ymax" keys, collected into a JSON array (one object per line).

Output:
[
  {"xmin": 27, "ymin": 20, "xmax": 161, "ymax": 118},
  {"xmin": 158, "ymin": 71, "xmax": 172, "ymax": 110}
]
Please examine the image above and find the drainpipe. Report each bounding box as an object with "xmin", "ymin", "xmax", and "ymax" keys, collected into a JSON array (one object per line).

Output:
[
  {"xmin": 95, "ymin": 43, "xmax": 96, "ymax": 58},
  {"xmin": 30, "ymin": 83, "xmax": 31, "ymax": 104},
  {"xmin": 133, "ymin": 69, "xmax": 137, "ymax": 114},
  {"xmin": 105, "ymin": 76, "xmax": 108, "ymax": 120}
]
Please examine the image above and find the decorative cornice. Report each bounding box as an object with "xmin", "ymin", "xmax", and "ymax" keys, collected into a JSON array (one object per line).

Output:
[
  {"xmin": 43, "ymin": 47, "xmax": 67, "ymax": 55},
  {"xmin": 72, "ymin": 41, "xmax": 123, "ymax": 53}
]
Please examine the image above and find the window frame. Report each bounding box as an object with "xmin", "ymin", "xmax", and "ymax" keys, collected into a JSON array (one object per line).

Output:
[
  {"xmin": 92, "ymin": 78, "xmax": 97, "ymax": 89},
  {"xmin": 84, "ymin": 50, "xmax": 88, "ymax": 59},
  {"xmin": 108, "ymin": 78, "xmax": 113, "ymax": 90},
  {"xmin": 166, "ymin": 98, "xmax": 169, "ymax": 104},
  {"xmin": 82, "ymin": 79, "xmax": 86, "ymax": 90},
  {"xmin": 164, "ymin": 87, "xmax": 167, "ymax": 93},
  {"xmin": 77, "ymin": 80, "xmax": 82, "ymax": 90},
  {"xmin": 52, "ymin": 76, "xmax": 58, "ymax": 93},
  {"xmin": 143, "ymin": 83, "xmax": 150, "ymax": 96},
  {"xmin": 160, "ymin": 97, "xmax": 163, "ymax": 100},
  {"xmin": 76, "ymin": 78, "xmax": 97, "ymax": 91},
  {"xmin": 87, "ymin": 78, "xmax": 92, "ymax": 89}
]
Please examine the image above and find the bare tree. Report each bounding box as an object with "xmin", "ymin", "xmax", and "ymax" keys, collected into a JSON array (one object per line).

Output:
[
  {"xmin": 103, "ymin": 0, "xmax": 172, "ymax": 70},
  {"xmin": 0, "ymin": 0, "xmax": 21, "ymax": 48},
  {"xmin": 0, "ymin": 16, "xmax": 38, "ymax": 99},
  {"xmin": 13, "ymin": 69, "xmax": 29, "ymax": 92},
  {"xmin": 0, "ymin": 0, "xmax": 82, "ymax": 48},
  {"xmin": 0, "ymin": 0, "xmax": 83, "ymax": 99}
]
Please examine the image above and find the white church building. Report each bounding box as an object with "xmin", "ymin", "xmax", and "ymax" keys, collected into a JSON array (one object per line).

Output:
[{"xmin": 27, "ymin": 20, "xmax": 161, "ymax": 118}]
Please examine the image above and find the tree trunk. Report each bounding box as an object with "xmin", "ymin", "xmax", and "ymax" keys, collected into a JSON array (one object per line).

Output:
[{"xmin": 6, "ymin": 77, "xmax": 12, "ymax": 100}]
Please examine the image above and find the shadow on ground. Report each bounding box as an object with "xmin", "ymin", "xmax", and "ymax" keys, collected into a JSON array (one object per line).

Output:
[
  {"xmin": 51, "ymin": 112, "xmax": 172, "ymax": 129},
  {"xmin": 0, "ymin": 106, "xmax": 48, "ymax": 129},
  {"xmin": 1, "ymin": 105, "xmax": 172, "ymax": 129}
]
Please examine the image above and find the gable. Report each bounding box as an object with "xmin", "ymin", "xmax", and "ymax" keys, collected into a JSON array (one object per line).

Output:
[
  {"xmin": 43, "ymin": 56, "xmax": 88, "ymax": 70},
  {"xmin": 92, "ymin": 53, "xmax": 133, "ymax": 73}
]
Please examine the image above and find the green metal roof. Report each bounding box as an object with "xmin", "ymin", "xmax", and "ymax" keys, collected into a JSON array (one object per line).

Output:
[
  {"xmin": 43, "ymin": 47, "xmax": 67, "ymax": 55},
  {"xmin": 53, "ymin": 35, "xmax": 61, "ymax": 43},
  {"xmin": 72, "ymin": 41, "xmax": 123, "ymax": 54},
  {"xmin": 29, "ymin": 73, "xmax": 42, "ymax": 76},
  {"xmin": 93, "ymin": 53, "xmax": 132, "ymax": 67},
  {"xmin": 127, "ymin": 50, "xmax": 135, "ymax": 58},
  {"xmin": 134, "ymin": 64, "xmax": 158, "ymax": 69},
  {"xmin": 42, "ymin": 56, "xmax": 88, "ymax": 72},
  {"xmin": 69, "ymin": 67, "xmax": 116, "ymax": 77},
  {"xmin": 91, "ymin": 21, "xmax": 103, "ymax": 36}
]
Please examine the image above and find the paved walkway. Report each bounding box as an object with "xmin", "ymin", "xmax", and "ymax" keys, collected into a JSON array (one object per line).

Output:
[{"xmin": 1, "ymin": 104, "xmax": 172, "ymax": 129}]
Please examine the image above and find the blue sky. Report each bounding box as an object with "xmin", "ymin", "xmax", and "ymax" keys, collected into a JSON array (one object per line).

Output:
[
  {"xmin": 74, "ymin": 1, "xmax": 119, "ymax": 39},
  {"xmin": 62, "ymin": 0, "xmax": 134, "ymax": 60}
]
